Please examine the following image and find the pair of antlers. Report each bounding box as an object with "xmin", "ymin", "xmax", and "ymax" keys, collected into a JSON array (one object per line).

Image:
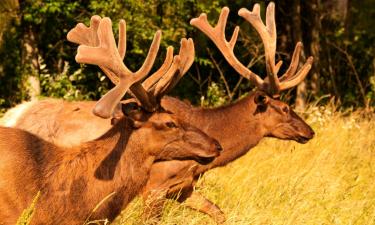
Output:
[
  {"xmin": 67, "ymin": 2, "xmax": 312, "ymax": 118},
  {"xmin": 191, "ymin": 2, "xmax": 313, "ymax": 96},
  {"xmin": 67, "ymin": 16, "xmax": 194, "ymax": 118}
]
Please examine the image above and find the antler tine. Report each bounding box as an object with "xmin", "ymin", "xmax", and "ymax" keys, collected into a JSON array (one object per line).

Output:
[
  {"xmin": 278, "ymin": 42, "xmax": 302, "ymax": 82},
  {"xmin": 239, "ymin": 2, "xmax": 279, "ymax": 94},
  {"xmin": 153, "ymin": 55, "xmax": 181, "ymax": 97},
  {"xmin": 118, "ymin": 19, "xmax": 126, "ymax": 59},
  {"xmin": 278, "ymin": 42, "xmax": 314, "ymax": 87},
  {"xmin": 179, "ymin": 38, "xmax": 195, "ymax": 75},
  {"xmin": 190, "ymin": 7, "xmax": 266, "ymax": 90},
  {"xmin": 67, "ymin": 15, "xmax": 101, "ymax": 46},
  {"xmin": 142, "ymin": 46, "xmax": 174, "ymax": 91},
  {"xmin": 98, "ymin": 21, "xmax": 168, "ymax": 94},
  {"xmin": 67, "ymin": 16, "xmax": 124, "ymax": 84},
  {"xmin": 162, "ymin": 38, "xmax": 195, "ymax": 95},
  {"xmin": 132, "ymin": 30, "xmax": 162, "ymax": 78},
  {"xmin": 75, "ymin": 18, "xmax": 121, "ymax": 73},
  {"xmin": 279, "ymin": 56, "xmax": 313, "ymax": 90},
  {"xmin": 100, "ymin": 19, "xmax": 127, "ymax": 84},
  {"xmin": 126, "ymin": 30, "xmax": 162, "ymax": 110},
  {"xmin": 240, "ymin": 2, "xmax": 315, "ymax": 94},
  {"xmin": 152, "ymin": 38, "xmax": 195, "ymax": 98}
]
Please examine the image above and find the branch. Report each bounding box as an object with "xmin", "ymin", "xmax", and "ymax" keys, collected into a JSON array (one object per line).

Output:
[{"xmin": 207, "ymin": 48, "xmax": 232, "ymax": 100}]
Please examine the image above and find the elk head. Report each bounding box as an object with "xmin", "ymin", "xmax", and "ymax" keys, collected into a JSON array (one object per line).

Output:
[
  {"xmin": 130, "ymin": 111, "xmax": 222, "ymax": 164},
  {"xmin": 190, "ymin": 2, "xmax": 315, "ymax": 143},
  {"xmin": 252, "ymin": 91, "xmax": 314, "ymax": 143}
]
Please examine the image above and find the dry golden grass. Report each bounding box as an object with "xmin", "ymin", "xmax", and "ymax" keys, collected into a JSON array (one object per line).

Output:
[{"xmin": 113, "ymin": 106, "xmax": 375, "ymax": 225}]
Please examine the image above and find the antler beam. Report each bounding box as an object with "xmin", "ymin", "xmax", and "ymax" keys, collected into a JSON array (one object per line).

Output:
[
  {"xmin": 145, "ymin": 38, "xmax": 195, "ymax": 97},
  {"xmin": 190, "ymin": 7, "xmax": 266, "ymax": 90}
]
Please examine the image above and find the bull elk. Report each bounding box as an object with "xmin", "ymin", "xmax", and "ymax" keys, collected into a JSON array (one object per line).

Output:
[
  {"xmin": 2, "ymin": 2, "xmax": 315, "ymax": 224},
  {"xmin": 0, "ymin": 16, "xmax": 223, "ymax": 225}
]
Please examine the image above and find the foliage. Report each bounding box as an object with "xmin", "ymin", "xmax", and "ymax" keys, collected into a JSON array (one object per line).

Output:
[
  {"xmin": 39, "ymin": 59, "xmax": 109, "ymax": 100},
  {"xmin": 200, "ymin": 81, "xmax": 229, "ymax": 107},
  {"xmin": 318, "ymin": 0, "xmax": 375, "ymax": 108},
  {"xmin": 0, "ymin": 15, "xmax": 23, "ymax": 112},
  {"xmin": 0, "ymin": 0, "xmax": 374, "ymax": 110}
]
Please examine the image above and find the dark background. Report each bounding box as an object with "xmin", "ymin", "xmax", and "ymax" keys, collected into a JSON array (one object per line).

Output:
[{"xmin": 0, "ymin": 0, "xmax": 374, "ymax": 112}]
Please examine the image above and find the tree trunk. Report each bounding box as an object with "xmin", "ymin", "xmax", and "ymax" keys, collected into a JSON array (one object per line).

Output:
[
  {"xmin": 291, "ymin": 0, "xmax": 307, "ymax": 111},
  {"xmin": 0, "ymin": 0, "xmax": 19, "ymax": 47},
  {"xmin": 20, "ymin": 0, "xmax": 40, "ymax": 100},
  {"xmin": 305, "ymin": 0, "xmax": 321, "ymax": 96},
  {"xmin": 22, "ymin": 25, "xmax": 40, "ymax": 100}
]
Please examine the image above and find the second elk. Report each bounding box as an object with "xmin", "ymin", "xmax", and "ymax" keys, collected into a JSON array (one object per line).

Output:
[{"xmin": 0, "ymin": 16, "xmax": 222, "ymax": 225}]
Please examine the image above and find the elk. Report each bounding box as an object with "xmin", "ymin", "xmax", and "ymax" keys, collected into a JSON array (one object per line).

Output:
[
  {"xmin": 2, "ymin": 2, "xmax": 315, "ymax": 224},
  {"xmin": 0, "ymin": 16, "xmax": 223, "ymax": 225}
]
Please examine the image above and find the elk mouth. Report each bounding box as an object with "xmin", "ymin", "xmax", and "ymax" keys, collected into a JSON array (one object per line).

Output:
[
  {"xmin": 155, "ymin": 156, "xmax": 215, "ymax": 165},
  {"xmin": 296, "ymin": 136, "xmax": 311, "ymax": 144},
  {"xmin": 194, "ymin": 156, "xmax": 216, "ymax": 165}
]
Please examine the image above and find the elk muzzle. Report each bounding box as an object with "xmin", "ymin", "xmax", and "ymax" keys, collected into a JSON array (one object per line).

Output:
[{"xmin": 289, "ymin": 110, "xmax": 315, "ymax": 144}]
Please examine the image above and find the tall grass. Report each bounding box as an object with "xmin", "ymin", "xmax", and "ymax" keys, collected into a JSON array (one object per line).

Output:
[
  {"xmin": 16, "ymin": 192, "xmax": 40, "ymax": 225},
  {"xmin": 113, "ymin": 106, "xmax": 375, "ymax": 225}
]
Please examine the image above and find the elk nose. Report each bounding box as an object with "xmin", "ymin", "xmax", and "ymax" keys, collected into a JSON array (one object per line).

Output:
[{"xmin": 214, "ymin": 141, "xmax": 223, "ymax": 152}]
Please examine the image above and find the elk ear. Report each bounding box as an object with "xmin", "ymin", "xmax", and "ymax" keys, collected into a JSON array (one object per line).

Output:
[
  {"xmin": 127, "ymin": 112, "xmax": 145, "ymax": 129},
  {"xmin": 127, "ymin": 108, "xmax": 147, "ymax": 129},
  {"xmin": 110, "ymin": 103, "xmax": 125, "ymax": 125},
  {"xmin": 254, "ymin": 92, "xmax": 269, "ymax": 106},
  {"xmin": 121, "ymin": 102, "xmax": 140, "ymax": 116},
  {"xmin": 131, "ymin": 120, "xmax": 144, "ymax": 129}
]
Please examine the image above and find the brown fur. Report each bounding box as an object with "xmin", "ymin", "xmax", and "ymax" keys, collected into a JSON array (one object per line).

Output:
[
  {"xmin": 0, "ymin": 112, "xmax": 221, "ymax": 225},
  {"xmin": 6, "ymin": 99, "xmax": 112, "ymax": 147},
  {"xmin": 4, "ymin": 91, "xmax": 314, "ymax": 223}
]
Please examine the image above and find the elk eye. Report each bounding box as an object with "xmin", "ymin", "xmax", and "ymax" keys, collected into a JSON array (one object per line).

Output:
[
  {"xmin": 282, "ymin": 106, "xmax": 289, "ymax": 114},
  {"xmin": 166, "ymin": 122, "xmax": 177, "ymax": 128}
]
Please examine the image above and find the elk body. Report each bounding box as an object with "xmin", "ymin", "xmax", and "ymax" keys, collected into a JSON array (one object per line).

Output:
[
  {"xmin": 0, "ymin": 15, "xmax": 223, "ymax": 224},
  {"xmin": 2, "ymin": 2, "xmax": 315, "ymax": 224},
  {"xmin": 0, "ymin": 99, "xmax": 112, "ymax": 147}
]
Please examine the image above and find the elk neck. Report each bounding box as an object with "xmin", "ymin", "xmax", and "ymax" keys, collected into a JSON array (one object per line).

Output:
[
  {"xmin": 82, "ymin": 116, "xmax": 155, "ymax": 181},
  {"xmin": 40, "ymin": 117, "xmax": 155, "ymax": 221},
  {"xmin": 161, "ymin": 93, "xmax": 268, "ymax": 168}
]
